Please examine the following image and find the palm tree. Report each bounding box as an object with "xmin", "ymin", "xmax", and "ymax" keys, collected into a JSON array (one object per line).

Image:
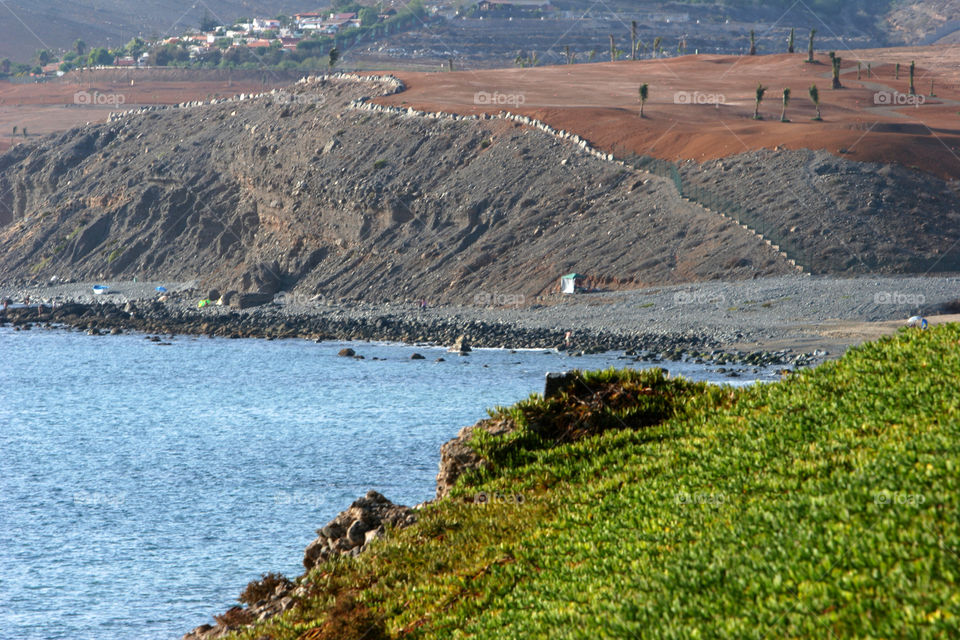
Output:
[
  {"xmin": 809, "ymin": 84, "xmax": 822, "ymax": 120},
  {"xmin": 609, "ymin": 35, "xmax": 615, "ymax": 62},
  {"xmin": 754, "ymin": 82, "xmax": 767, "ymax": 119},
  {"xmin": 781, "ymin": 88, "xmax": 791, "ymax": 122},
  {"xmin": 653, "ymin": 36, "xmax": 662, "ymax": 58},
  {"xmin": 749, "ymin": 30, "xmax": 756, "ymax": 56},
  {"xmin": 895, "ymin": 62, "xmax": 900, "ymax": 80},
  {"xmin": 639, "ymin": 83, "xmax": 649, "ymax": 118},
  {"xmin": 909, "ymin": 60, "xmax": 916, "ymax": 95},
  {"xmin": 788, "ymin": 27, "xmax": 795, "ymax": 54},
  {"xmin": 806, "ymin": 29, "xmax": 816, "ymax": 63},
  {"xmin": 631, "ymin": 21, "xmax": 638, "ymax": 61},
  {"xmin": 830, "ymin": 53, "xmax": 842, "ymax": 89}
]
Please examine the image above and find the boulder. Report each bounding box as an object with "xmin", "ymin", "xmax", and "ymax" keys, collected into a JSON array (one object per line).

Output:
[
  {"xmin": 544, "ymin": 371, "xmax": 578, "ymax": 398},
  {"xmin": 338, "ymin": 347, "xmax": 356, "ymax": 357},
  {"xmin": 302, "ymin": 490, "xmax": 417, "ymax": 571},
  {"xmin": 448, "ymin": 334, "xmax": 471, "ymax": 353},
  {"xmin": 435, "ymin": 418, "xmax": 515, "ymax": 499},
  {"xmin": 239, "ymin": 261, "xmax": 282, "ymax": 295},
  {"xmin": 229, "ymin": 292, "xmax": 274, "ymax": 310}
]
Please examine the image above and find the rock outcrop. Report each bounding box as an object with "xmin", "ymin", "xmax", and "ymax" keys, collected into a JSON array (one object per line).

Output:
[
  {"xmin": 435, "ymin": 418, "xmax": 516, "ymax": 500},
  {"xmin": 302, "ymin": 490, "xmax": 418, "ymax": 571}
]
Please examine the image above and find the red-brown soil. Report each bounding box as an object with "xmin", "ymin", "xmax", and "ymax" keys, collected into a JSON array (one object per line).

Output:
[
  {"xmin": 0, "ymin": 69, "xmax": 304, "ymax": 154},
  {"xmin": 376, "ymin": 46, "xmax": 960, "ymax": 179}
]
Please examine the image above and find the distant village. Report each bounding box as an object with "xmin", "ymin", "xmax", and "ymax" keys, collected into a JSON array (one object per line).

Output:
[{"xmin": 1, "ymin": 2, "xmax": 438, "ymax": 76}]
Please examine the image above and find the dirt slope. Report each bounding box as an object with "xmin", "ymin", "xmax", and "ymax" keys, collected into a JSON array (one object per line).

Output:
[
  {"xmin": 377, "ymin": 50, "xmax": 960, "ymax": 179},
  {"xmin": 0, "ymin": 76, "xmax": 796, "ymax": 303}
]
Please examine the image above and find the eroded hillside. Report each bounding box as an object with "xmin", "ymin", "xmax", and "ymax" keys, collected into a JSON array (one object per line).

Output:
[{"xmin": 0, "ymin": 76, "xmax": 798, "ymax": 304}]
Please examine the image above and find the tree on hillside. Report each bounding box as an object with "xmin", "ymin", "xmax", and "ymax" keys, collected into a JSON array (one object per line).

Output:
[
  {"xmin": 35, "ymin": 50, "xmax": 51, "ymax": 66},
  {"xmin": 909, "ymin": 60, "xmax": 916, "ymax": 95},
  {"xmin": 788, "ymin": 28, "xmax": 795, "ymax": 54},
  {"xmin": 200, "ymin": 10, "xmax": 219, "ymax": 32},
  {"xmin": 564, "ymin": 45, "xmax": 574, "ymax": 64},
  {"xmin": 125, "ymin": 37, "xmax": 147, "ymax": 60},
  {"xmin": 359, "ymin": 7, "xmax": 378, "ymax": 26},
  {"xmin": 653, "ymin": 36, "xmax": 662, "ymax": 58},
  {"xmin": 328, "ymin": 47, "xmax": 340, "ymax": 70},
  {"xmin": 12, "ymin": 126, "xmax": 17, "ymax": 136},
  {"xmin": 754, "ymin": 82, "xmax": 767, "ymax": 119},
  {"xmin": 87, "ymin": 47, "xmax": 113, "ymax": 66},
  {"xmin": 74, "ymin": 39, "xmax": 86, "ymax": 57},
  {"xmin": 639, "ymin": 83, "xmax": 649, "ymax": 118},
  {"xmin": 749, "ymin": 30, "xmax": 756, "ymax": 55},
  {"xmin": 780, "ymin": 87, "xmax": 791, "ymax": 122},
  {"xmin": 895, "ymin": 62, "xmax": 900, "ymax": 79},
  {"xmin": 588, "ymin": 49, "xmax": 597, "ymax": 63},
  {"xmin": 0, "ymin": 58, "xmax": 10, "ymax": 74},
  {"xmin": 631, "ymin": 21, "xmax": 638, "ymax": 61},
  {"xmin": 809, "ymin": 84, "xmax": 822, "ymax": 120},
  {"xmin": 806, "ymin": 29, "xmax": 816, "ymax": 63},
  {"xmin": 830, "ymin": 52, "xmax": 842, "ymax": 89}
]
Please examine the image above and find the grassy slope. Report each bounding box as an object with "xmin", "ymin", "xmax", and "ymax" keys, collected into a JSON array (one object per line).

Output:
[{"xmin": 233, "ymin": 326, "xmax": 960, "ymax": 639}]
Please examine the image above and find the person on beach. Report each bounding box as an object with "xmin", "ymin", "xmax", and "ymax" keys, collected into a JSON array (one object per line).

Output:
[{"xmin": 565, "ymin": 331, "xmax": 572, "ymax": 347}]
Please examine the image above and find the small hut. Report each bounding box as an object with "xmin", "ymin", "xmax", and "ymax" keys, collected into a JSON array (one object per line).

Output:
[{"xmin": 560, "ymin": 273, "xmax": 584, "ymax": 294}]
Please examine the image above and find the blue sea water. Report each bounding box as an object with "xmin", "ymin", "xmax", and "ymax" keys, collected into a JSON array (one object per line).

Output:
[{"xmin": 0, "ymin": 327, "xmax": 773, "ymax": 639}]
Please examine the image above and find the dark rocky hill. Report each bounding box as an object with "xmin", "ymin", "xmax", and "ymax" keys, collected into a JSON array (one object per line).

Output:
[{"xmin": 0, "ymin": 75, "xmax": 798, "ymax": 303}]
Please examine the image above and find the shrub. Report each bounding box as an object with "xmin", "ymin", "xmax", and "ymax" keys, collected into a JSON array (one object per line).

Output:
[{"xmin": 238, "ymin": 572, "xmax": 293, "ymax": 605}]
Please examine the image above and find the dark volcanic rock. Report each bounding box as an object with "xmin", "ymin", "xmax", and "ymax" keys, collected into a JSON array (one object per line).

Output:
[{"xmin": 302, "ymin": 490, "xmax": 417, "ymax": 571}]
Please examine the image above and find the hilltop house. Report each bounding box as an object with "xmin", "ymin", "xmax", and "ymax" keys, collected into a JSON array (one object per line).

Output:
[{"xmin": 252, "ymin": 18, "xmax": 281, "ymax": 31}]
